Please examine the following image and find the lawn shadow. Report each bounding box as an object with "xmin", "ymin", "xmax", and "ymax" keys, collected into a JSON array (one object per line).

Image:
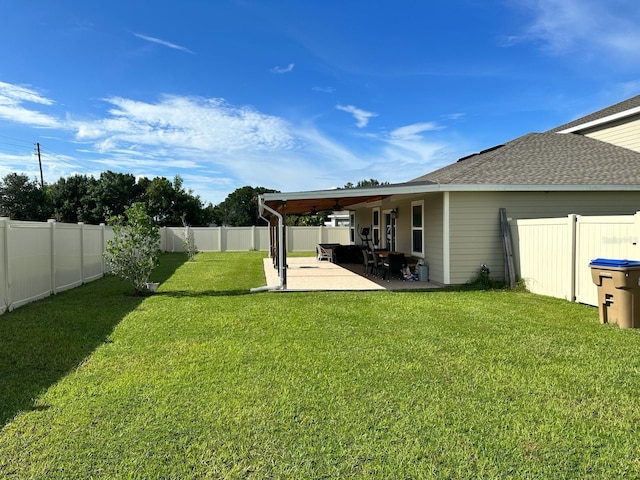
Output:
[{"xmin": 0, "ymin": 253, "xmax": 186, "ymax": 427}]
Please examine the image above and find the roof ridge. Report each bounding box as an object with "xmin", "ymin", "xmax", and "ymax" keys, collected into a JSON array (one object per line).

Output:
[{"xmin": 549, "ymin": 94, "xmax": 640, "ymax": 133}]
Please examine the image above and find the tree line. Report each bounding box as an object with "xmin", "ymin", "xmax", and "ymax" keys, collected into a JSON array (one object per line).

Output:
[
  {"xmin": 0, "ymin": 172, "xmax": 387, "ymax": 226},
  {"xmin": 0, "ymin": 171, "xmax": 214, "ymax": 226}
]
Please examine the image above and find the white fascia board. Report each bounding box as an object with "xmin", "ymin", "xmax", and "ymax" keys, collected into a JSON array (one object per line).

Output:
[
  {"xmin": 439, "ymin": 184, "xmax": 640, "ymax": 192},
  {"xmin": 260, "ymin": 183, "xmax": 439, "ymax": 201},
  {"xmin": 261, "ymin": 183, "xmax": 640, "ymax": 202},
  {"xmin": 558, "ymin": 106, "xmax": 640, "ymax": 134}
]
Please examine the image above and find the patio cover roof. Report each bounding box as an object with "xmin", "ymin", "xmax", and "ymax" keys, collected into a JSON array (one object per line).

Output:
[{"xmin": 259, "ymin": 181, "xmax": 436, "ymax": 215}]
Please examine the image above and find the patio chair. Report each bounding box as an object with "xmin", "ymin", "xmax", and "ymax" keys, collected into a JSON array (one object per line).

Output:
[
  {"xmin": 362, "ymin": 248, "xmax": 378, "ymax": 276},
  {"xmin": 382, "ymin": 253, "xmax": 405, "ymax": 281},
  {"xmin": 316, "ymin": 244, "xmax": 333, "ymax": 262}
]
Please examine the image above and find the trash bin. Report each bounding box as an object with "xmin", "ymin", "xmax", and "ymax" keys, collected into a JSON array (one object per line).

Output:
[
  {"xmin": 418, "ymin": 264, "xmax": 429, "ymax": 282},
  {"xmin": 589, "ymin": 258, "xmax": 640, "ymax": 329}
]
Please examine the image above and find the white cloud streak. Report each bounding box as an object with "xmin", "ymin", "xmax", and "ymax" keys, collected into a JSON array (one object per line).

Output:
[
  {"xmin": 270, "ymin": 63, "xmax": 295, "ymax": 74},
  {"xmin": 133, "ymin": 33, "xmax": 195, "ymax": 54},
  {"xmin": 0, "ymin": 81, "xmax": 60, "ymax": 127},
  {"xmin": 336, "ymin": 104, "xmax": 377, "ymax": 128}
]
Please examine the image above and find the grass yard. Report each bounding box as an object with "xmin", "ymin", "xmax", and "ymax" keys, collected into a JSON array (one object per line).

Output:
[{"xmin": 1, "ymin": 252, "xmax": 640, "ymax": 478}]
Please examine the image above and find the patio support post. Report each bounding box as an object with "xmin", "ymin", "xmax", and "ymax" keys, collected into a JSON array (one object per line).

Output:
[{"xmin": 254, "ymin": 197, "xmax": 286, "ymax": 290}]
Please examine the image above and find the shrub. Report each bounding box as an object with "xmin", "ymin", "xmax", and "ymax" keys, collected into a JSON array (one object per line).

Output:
[{"xmin": 104, "ymin": 203, "xmax": 161, "ymax": 294}]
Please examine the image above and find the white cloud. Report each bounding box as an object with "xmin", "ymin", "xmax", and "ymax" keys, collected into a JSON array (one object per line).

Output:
[
  {"xmin": 0, "ymin": 81, "xmax": 60, "ymax": 127},
  {"xmin": 0, "ymin": 81, "xmax": 54, "ymax": 106},
  {"xmin": 133, "ymin": 33, "xmax": 195, "ymax": 54},
  {"xmin": 442, "ymin": 112, "xmax": 465, "ymax": 121},
  {"xmin": 312, "ymin": 86, "xmax": 335, "ymax": 93},
  {"xmin": 270, "ymin": 63, "xmax": 295, "ymax": 74},
  {"xmin": 511, "ymin": 0, "xmax": 640, "ymax": 61},
  {"xmin": 336, "ymin": 104, "xmax": 377, "ymax": 128},
  {"xmin": 74, "ymin": 95, "xmax": 295, "ymax": 153},
  {"xmin": 0, "ymin": 80, "xmax": 458, "ymax": 203},
  {"xmin": 390, "ymin": 122, "xmax": 442, "ymax": 141}
]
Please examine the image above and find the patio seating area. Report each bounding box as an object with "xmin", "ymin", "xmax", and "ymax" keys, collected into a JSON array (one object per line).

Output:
[{"xmin": 261, "ymin": 256, "xmax": 442, "ymax": 291}]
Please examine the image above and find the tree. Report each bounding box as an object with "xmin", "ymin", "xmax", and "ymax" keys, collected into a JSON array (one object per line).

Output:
[
  {"xmin": 144, "ymin": 176, "xmax": 175, "ymax": 225},
  {"xmin": 0, "ymin": 173, "xmax": 49, "ymax": 221},
  {"xmin": 89, "ymin": 171, "xmax": 145, "ymax": 223},
  {"xmin": 103, "ymin": 202, "xmax": 161, "ymax": 295},
  {"xmin": 49, "ymin": 174, "xmax": 98, "ymax": 223},
  {"xmin": 343, "ymin": 178, "xmax": 389, "ymax": 189},
  {"xmin": 143, "ymin": 175, "xmax": 213, "ymax": 227},
  {"xmin": 213, "ymin": 186, "xmax": 278, "ymax": 226},
  {"xmin": 285, "ymin": 214, "xmax": 326, "ymax": 226},
  {"xmin": 181, "ymin": 214, "xmax": 198, "ymax": 262}
]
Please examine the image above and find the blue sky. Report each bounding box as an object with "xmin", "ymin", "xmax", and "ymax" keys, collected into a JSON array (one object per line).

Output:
[{"xmin": 1, "ymin": 0, "xmax": 640, "ymax": 204}]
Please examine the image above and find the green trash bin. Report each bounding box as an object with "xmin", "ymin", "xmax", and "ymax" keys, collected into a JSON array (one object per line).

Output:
[{"xmin": 589, "ymin": 258, "xmax": 640, "ymax": 329}]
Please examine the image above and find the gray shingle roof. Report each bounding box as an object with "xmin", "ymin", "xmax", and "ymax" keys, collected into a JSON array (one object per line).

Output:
[
  {"xmin": 548, "ymin": 94, "xmax": 640, "ymax": 133},
  {"xmin": 411, "ymin": 132, "xmax": 640, "ymax": 185}
]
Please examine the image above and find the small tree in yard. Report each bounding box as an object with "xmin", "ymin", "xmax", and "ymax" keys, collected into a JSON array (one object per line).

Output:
[
  {"xmin": 181, "ymin": 214, "xmax": 198, "ymax": 262},
  {"xmin": 104, "ymin": 202, "xmax": 161, "ymax": 294}
]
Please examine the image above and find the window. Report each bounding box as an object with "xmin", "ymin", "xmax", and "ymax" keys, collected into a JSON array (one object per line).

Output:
[
  {"xmin": 372, "ymin": 208, "xmax": 380, "ymax": 248},
  {"xmin": 411, "ymin": 201, "xmax": 424, "ymax": 255},
  {"xmin": 350, "ymin": 212, "xmax": 355, "ymax": 244},
  {"xmin": 384, "ymin": 209, "xmax": 396, "ymax": 251}
]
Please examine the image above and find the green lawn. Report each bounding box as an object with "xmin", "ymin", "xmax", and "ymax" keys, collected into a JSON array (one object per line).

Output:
[{"xmin": 1, "ymin": 252, "xmax": 640, "ymax": 479}]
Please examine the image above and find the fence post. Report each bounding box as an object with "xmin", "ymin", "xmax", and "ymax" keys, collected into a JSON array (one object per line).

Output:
[
  {"xmin": 0, "ymin": 217, "xmax": 9, "ymax": 313},
  {"xmin": 634, "ymin": 212, "xmax": 640, "ymax": 260},
  {"xmin": 251, "ymin": 225, "xmax": 256, "ymax": 251},
  {"xmin": 100, "ymin": 223, "xmax": 106, "ymax": 275},
  {"xmin": 48, "ymin": 219, "xmax": 57, "ymax": 295},
  {"xmin": 568, "ymin": 214, "xmax": 578, "ymax": 302},
  {"xmin": 78, "ymin": 222, "xmax": 85, "ymax": 283}
]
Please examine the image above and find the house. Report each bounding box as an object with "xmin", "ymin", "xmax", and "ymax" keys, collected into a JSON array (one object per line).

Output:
[
  {"xmin": 325, "ymin": 210, "xmax": 350, "ymax": 227},
  {"xmin": 259, "ymin": 95, "xmax": 640, "ymax": 285}
]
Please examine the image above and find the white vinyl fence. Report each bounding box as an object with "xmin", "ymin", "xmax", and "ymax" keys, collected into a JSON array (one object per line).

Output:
[
  {"xmin": 510, "ymin": 212, "xmax": 640, "ymax": 306},
  {"xmin": 0, "ymin": 218, "xmax": 114, "ymax": 314},
  {"xmin": 160, "ymin": 226, "xmax": 349, "ymax": 253},
  {"xmin": 0, "ymin": 219, "xmax": 349, "ymax": 314}
]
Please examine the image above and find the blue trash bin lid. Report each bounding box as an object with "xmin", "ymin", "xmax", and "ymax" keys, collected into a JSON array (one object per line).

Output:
[{"xmin": 589, "ymin": 258, "xmax": 640, "ymax": 267}]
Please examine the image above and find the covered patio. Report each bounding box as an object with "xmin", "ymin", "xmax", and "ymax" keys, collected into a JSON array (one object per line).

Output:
[{"xmin": 261, "ymin": 256, "xmax": 442, "ymax": 292}]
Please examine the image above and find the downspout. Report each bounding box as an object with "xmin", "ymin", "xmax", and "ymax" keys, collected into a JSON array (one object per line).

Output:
[{"xmin": 250, "ymin": 197, "xmax": 285, "ymax": 292}]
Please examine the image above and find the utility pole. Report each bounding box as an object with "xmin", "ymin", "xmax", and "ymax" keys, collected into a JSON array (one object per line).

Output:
[{"xmin": 36, "ymin": 142, "xmax": 44, "ymax": 190}]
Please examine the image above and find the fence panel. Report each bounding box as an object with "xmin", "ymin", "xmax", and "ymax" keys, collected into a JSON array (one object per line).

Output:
[
  {"xmin": 322, "ymin": 227, "xmax": 350, "ymax": 245},
  {"xmin": 8, "ymin": 222, "xmax": 53, "ymax": 311},
  {"xmin": 254, "ymin": 227, "xmax": 269, "ymax": 251},
  {"xmin": 54, "ymin": 222, "xmax": 83, "ymax": 292},
  {"xmin": 511, "ymin": 217, "xmax": 573, "ymax": 300},
  {"xmin": 225, "ymin": 227, "xmax": 255, "ymax": 251},
  {"xmin": 574, "ymin": 215, "xmax": 637, "ymax": 306},
  {"xmin": 192, "ymin": 227, "xmax": 219, "ymax": 252},
  {"xmin": 83, "ymin": 224, "xmax": 106, "ymax": 282},
  {"xmin": 511, "ymin": 213, "xmax": 640, "ymax": 307},
  {"xmin": 287, "ymin": 227, "xmax": 320, "ymax": 252}
]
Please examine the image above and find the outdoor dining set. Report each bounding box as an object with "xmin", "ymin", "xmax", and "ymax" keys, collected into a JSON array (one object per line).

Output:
[{"xmin": 317, "ymin": 243, "xmax": 427, "ymax": 282}]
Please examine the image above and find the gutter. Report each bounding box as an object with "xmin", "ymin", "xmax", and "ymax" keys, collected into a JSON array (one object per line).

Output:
[{"xmin": 250, "ymin": 196, "xmax": 286, "ymax": 292}]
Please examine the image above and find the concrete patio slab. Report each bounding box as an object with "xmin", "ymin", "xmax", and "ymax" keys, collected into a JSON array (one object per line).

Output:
[
  {"xmin": 260, "ymin": 256, "xmax": 442, "ymax": 292},
  {"xmin": 261, "ymin": 257, "xmax": 384, "ymax": 291}
]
